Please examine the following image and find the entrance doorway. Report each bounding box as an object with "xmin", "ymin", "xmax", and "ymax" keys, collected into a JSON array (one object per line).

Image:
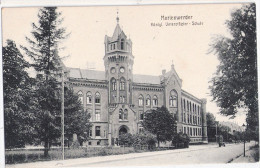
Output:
[{"xmin": 119, "ymin": 126, "xmax": 128, "ymax": 135}]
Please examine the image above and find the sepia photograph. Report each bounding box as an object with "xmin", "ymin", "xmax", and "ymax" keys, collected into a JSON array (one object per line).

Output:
[{"xmin": 1, "ymin": 1, "xmax": 259, "ymax": 168}]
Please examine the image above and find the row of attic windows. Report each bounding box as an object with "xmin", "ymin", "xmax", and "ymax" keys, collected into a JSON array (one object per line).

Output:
[
  {"xmin": 111, "ymin": 77, "xmax": 125, "ymax": 91},
  {"xmin": 137, "ymin": 90, "xmax": 178, "ymax": 108},
  {"xmin": 107, "ymin": 39, "xmax": 125, "ymax": 51},
  {"xmin": 138, "ymin": 95, "xmax": 158, "ymax": 107},
  {"xmin": 77, "ymin": 91, "xmax": 101, "ymax": 105}
]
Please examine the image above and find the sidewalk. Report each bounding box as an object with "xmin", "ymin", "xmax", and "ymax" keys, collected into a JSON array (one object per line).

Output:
[
  {"xmin": 6, "ymin": 143, "xmax": 220, "ymax": 168},
  {"xmin": 230, "ymin": 146, "xmax": 258, "ymax": 163}
]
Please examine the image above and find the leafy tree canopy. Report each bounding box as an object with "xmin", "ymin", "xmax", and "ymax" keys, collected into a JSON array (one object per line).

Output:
[
  {"xmin": 142, "ymin": 106, "xmax": 177, "ymax": 147},
  {"xmin": 3, "ymin": 40, "xmax": 35, "ymax": 149},
  {"xmin": 209, "ymin": 3, "xmax": 258, "ymax": 134}
]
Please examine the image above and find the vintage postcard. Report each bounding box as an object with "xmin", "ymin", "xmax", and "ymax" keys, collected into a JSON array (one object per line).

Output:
[{"xmin": 1, "ymin": 1, "xmax": 259, "ymax": 168}]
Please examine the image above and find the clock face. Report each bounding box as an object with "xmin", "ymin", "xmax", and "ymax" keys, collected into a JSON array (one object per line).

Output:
[
  {"xmin": 120, "ymin": 67, "xmax": 125, "ymax": 73},
  {"xmin": 111, "ymin": 67, "xmax": 116, "ymax": 74}
]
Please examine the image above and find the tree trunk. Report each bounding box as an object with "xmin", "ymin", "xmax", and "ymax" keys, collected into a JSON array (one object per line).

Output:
[
  {"xmin": 44, "ymin": 139, "xmax": 49, "ymax": 157},
  {"xmin": 157, "ymin": 134, "xmax": 160, "ymax": 148}
]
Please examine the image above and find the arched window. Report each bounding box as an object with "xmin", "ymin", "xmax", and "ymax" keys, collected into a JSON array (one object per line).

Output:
[
  {"xmin": 119, "ymin": 109, "xmax": 123, "ymax": 120},
  {"xmin": 78, "ymin": 91, "xmax": 83, "ymax": 104},
  {"xmin": 95, "ymin": 126, "xmax": 100, "ymax": 136},
  {"xmin": 169, "ymin": 90, "xmax": 178, "ymax": 107},
  {"xmin": 119, "ymin": 77, "xmax": 125, "ymax": 90},
  {"xmin": 119, "ymin": 96, "xmax": 125, "ymax": 103},
  {"xmin": 95, "ymin": 92, "xmax": 101, "ymax": 104},
  {"xmin": 152, "ymin": 95, "xmax": 158, "ymax": 106},
  {"xmin": 119, "ymin": 108, "xmax": 128, "ymax": 120},
  {"xmin": 86, "ymin": 92, "xmax": 92, "ymax": 104},
  {"xmin": 138, "ymin": 95, "xmax": 144, "ymax": 106},
  {"xmin": 124, "ymin": 109, "xmax": 128, "ymax": 120},
  {"xmin": 111, "ymin": 78, "xmax": 117, "ymax": 91},
  {"xmin": 146, "ymin": 95, "xmax": 151, "ymax": 106},
  {"xmin": 121, "ymin": 39, "xmax": 124, "ymax": 50}
]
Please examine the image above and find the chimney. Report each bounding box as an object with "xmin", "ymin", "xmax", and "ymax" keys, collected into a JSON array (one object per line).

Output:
[{"xmin": 162, "ymin": 69, "xmax": 166, "ymax": 75}]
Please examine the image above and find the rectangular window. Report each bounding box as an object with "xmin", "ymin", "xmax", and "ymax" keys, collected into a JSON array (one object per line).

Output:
[
  {"xmin": 95, "ymin": 109, "xmax": 101, "ymax": 121},
  {"xmin": 95, "ymin": 97, "xmax": 100, "ymax": 104},
  {"xmin": 184, "ymin": 127, "xmax": 186, "ymax": 134},
  {"xmin": 139, "ymin": 99, "xmax": 143, "ymax": 106},
  {"xmin": 87, "ymin": 96, "xmax": 92, "ymax": 104},
  {"xmin": 104, "ymin": 130, "xmax": 106, "ymax": 138},
  {"xmin": 140, "ymin": 111, "xmax": 144, "ymax": 120},
  {"xmin": 153, "ymin": 99, "xmax": 158, "ymax": 106},
  {"xmin": 89, "ymin": 127, "xmax": 92, "ymax": 137},
  {"xmin": 95, "ymin": 126, "xmax": 101, "ymax": 137}
]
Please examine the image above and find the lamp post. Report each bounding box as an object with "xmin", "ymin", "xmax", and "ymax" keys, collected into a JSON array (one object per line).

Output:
[
  {"xmin": 242, "ymin": 123, "xmax": 246, "ymax": 157},
  {"xmin": 61, "ymin": 69, "xmax": 65, "ymax": 160}
]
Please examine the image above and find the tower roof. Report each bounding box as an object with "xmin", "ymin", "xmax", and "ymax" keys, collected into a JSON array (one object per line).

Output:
[{"xmin": 112, "ymin": 24, "xmax": 122, "ymax": 41}]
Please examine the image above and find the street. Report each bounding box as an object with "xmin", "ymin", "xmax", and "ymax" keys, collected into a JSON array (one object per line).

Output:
[
  {"xmin": 6, "ymin": 142, "xmax": 257, "ymax": 168},
  {"xmin": 66, "ymin": 142, "xmax": 256, "ymax": 167}
]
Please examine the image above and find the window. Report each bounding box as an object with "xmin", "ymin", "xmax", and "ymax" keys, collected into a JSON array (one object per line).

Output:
[
  {"xmin": 146, "ymin": 95, "xmax": 151, "ymax": 106},
  {"xmin": 104, "ymin": 130, "xmax": 107, "ymax": 138},
  {"xmin": 78, "ymin": 91, "xmax": 83, "ymax": 104},
  {"xmin": 138, "ymin": 95, "xmax": 143, "ymax": 106},
  {"xmin": 121, "ymin": 39, "xmax": 124, "ymax": 50},
  {"xmin": 183, "ymin": 99, "xmax": 186, "ymax": 111},
  {"xmin": 111, "ymin": 78, "xmax": 117, "ymax": 91},
  {"xmin": 139, "ymin": 127, "xmax": 144, "ymax": 133},
  {"xmin": 95, "ymin": 109, "xmax": 101, "ymax": 121},
  {"xmin": 119, "ymin": 78, "xmax": 125, "ymax": 90},
  {"xmin": 95, "ymin": 92, "xmax": 101, "ymax": 104},
  {"xmin": 87, "ymin": 108, "xmax": 92, "ymax": 121},
  {"xmin": 190, "ymin": 128, "xmax": 192, "ymax": 136},
  {"xmin": 119, "ymin": 109, "xmax": 128, "ymax": 120},
  {"xmin": 152, "ymin": 95, "xmax": 158, "ymax": 106},
  {"xmin": 140, "ymin": 111, "xmax": 144, "ymax": 120},
  {"xmin": 119, "ymin": 109, "xmax": 123, "ymax": 120},
  {"xmin": 113, "ymin": 43, "xmax": 115, "ymax": 50},
  {"xmin": 124, "ymin": 109, "xmax": 128, "ymax": 120},
  {"xmin": 95, "ymin": 126, "xmax": 100, "ymax": 137},
  {"xmin": 119, "ymin": 96, "xmax": 125, "ymax": 103},
  {"xmin": 89, "ymin": 127, "xmax": 92, "ymax": 137},
  {"xmin": 88, "ymin": 141, "xmax": 92, "ymax": 145},
  {"xmin": 169, "ymin": 90, "xmax": 177, "ymax": 107},
  {"xmin": 97, "ymin": 141, "xmax": 100, "ymax": 145},
  {"xmin": 184, "ymin": 127, "xmax": 186, "ymax": 134},
  {"xmin": 86, "ymin": 92, "xmax": 92, "ymax": 104}
]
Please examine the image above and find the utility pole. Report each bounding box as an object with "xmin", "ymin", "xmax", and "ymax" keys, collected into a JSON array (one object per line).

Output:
[{"xmin": 61, "ymin": 69, "xmax": 65, "ymax": 160}]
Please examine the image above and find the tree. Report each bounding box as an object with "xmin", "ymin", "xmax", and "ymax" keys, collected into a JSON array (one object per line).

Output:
[
  {"xmin": 142, "ymin": 106, "xmax": 177, "ymax": 147},
  {"xmin": 21, "ymin": 7, "xmax": 89, "ymax": 157},
  {"xmin": 3, "ymin": 40, "xmax": 35, "ymax": 149},
  {"xmin": 63, "ymin": 87, "xmax": 92, "ymax": 146},
  {"xmin": 209, "ymin": 4, "xmax": 258, "ymax": 139},
  {"xmin": 206, "ymin": 112, "xmax": 216, "ymax": 127}
]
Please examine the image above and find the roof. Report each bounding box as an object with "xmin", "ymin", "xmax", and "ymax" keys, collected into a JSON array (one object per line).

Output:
[
  {"xmin": 112, "ymin": 24, "xmax": 122, "ymax": 41},
  {"xmin": 68, "ymin": 68, "xmax": 106, "ymax": 81},
  {"xmin": 133, "ymin": 74, "xmax": 161, "ymax": 84},
  {"xmin": 68, "ymin": 67, "xmax": 161, "ymax": 84}
]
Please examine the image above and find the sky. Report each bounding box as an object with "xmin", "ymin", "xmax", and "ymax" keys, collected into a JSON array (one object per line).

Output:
[{"xmin": 2, "ymin": 3, "xmax": 248, "ymax": 126}]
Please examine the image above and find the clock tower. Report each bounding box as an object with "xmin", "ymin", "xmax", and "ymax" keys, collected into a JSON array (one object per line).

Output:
[{"xmin": 104, "ymin": 15, "xmax": 134, "ymax": 105}]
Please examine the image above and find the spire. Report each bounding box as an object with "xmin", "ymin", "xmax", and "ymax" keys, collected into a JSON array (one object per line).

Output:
[
  {"xmin": 116, "ymin": 9, "xmax": 119, "ymax": 24},
  {"xmin": 171, "ymin": 59, "xmax": 174, "ymax": 70}
]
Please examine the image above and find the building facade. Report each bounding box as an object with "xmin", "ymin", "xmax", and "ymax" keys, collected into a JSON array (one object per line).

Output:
[{"xmin": 65, "ymin": 17, "xmax": 208, "ymax": 146}]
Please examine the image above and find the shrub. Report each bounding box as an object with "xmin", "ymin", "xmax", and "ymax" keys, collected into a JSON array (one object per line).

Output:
[
  {"xmin": 172, "ymin": 132, "xmax": 190, "ymax": 148},
  {"xmin": 118, "ymin": 133, "xmax": 134, "ymax": 146}
]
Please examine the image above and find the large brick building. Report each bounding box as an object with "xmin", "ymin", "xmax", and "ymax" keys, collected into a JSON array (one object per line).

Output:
[{"xmin": 65, "ymin": 16, "xmax": 208, "ymax": 146}]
